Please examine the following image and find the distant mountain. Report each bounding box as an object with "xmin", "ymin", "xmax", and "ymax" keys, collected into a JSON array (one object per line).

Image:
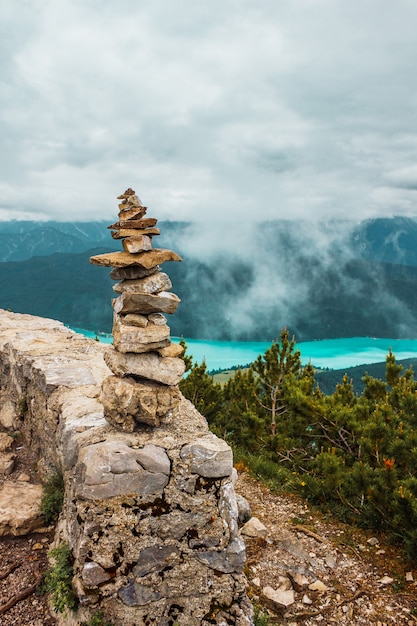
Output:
[{"xmin": 1, "ymin": 217, "xmax": 417, "ymax": 342}]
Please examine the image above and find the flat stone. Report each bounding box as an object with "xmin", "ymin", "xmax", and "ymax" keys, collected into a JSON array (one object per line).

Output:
[
  {"xmin": 148, "ymin": 313, "xmax": 167, "ymax": 325},
  {"xmin": 240, "ymin": 517, "xmax": 268, "ymax": 538},
  {"xmin": 112, "ymin": 272, "xmax": 172, "ymax": 295},
  {"xmin": 121, "ymin": 313, "xmax": 148, "ymax": 327},
  {"xmin": 0, "ymin": 482, "xmax": 44, "ymax": 536},
  {"xmin": 108, "ymin": 217, "xmax": 158, "ymax": 230},
  {"xmin": 81, "ymin": 561, "xmax": 112, "ymax": 587},
  {"xmin": 76, "ymin": 440, "xmax": 170, "ymax": 500},
  {"xmin": 308, "ymin": 580, "xmax": 328, "ymax": 591},
  {"xmin": 180, "ymin": 433, "xmax": 233, "ymax": 478},
  {"xmin": 122, "ymin": 235, "xmax": 153, "ymax": 254},
  {"xmin": 104, "ymin": 347, "xmax": 186, "ymax": 385},
  {"xmin": 110, "ymin": 265, "xmax": 160, "ymax": 281},
  {"xmin": 113, "ymin": 291, "xmax": 180, "ymax": 315},
  {"xmin": 118, "ymin": 581, "xmax": 162, "ymax": 606},
  {"xmin": 90, "ymin": 249, "xmax": 182, "ymax": 269},
  {"xmin": 158, "ymin": 342, "xmax": 185, "ymax": 358},
  {"xmin": 235, "ymin": 493, "xmax": 251, "ymax": 524},
  {"xmin": 112, "ymin": 314, "xmax": 170, "ymax": 353},
  {"xmin": 195, "ymin": 537, "xmax": 246, "ymax": 573},
  {"xmin": 101, "ymin": 376, "xmax": 181, "ymax": 429},
  {"xmin": 262, "ymin": 586, "xmax": 295, "ymax": 609},
  {"xmin": 133, "ymin": 545, "xmax": 178, "ymax": 577}
]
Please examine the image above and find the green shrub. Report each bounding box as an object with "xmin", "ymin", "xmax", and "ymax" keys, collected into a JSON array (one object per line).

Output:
[
  {"xmin": 41, "ymin": 472, "xmax": 64, "ymax": 524},
  {"xmin": 39, "ymin": 543, "xmax": 77, "ymax": 614}
]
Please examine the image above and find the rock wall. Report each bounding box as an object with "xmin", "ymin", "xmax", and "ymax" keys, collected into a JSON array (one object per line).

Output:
[{"xmin": 0, "ymin": 309, "xmax": 253, "ymax": 625}]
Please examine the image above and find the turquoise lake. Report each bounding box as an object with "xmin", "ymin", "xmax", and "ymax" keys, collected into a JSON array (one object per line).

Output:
[{"xmin": 69, "ymin": 327, "xmax": 417, "ymax": 371}]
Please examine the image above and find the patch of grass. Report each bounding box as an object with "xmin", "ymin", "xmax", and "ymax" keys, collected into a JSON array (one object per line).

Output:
[
  {"xmin": 39, "ymin": 543, "xmax": 77, "ymax": 614},
  {"xmin": 41, "ymin": 472, "xmax": 64, "ymax": 524},
  {"xmin": 253, "ymin": 604, "xmax": 271, "ymax": 625}
]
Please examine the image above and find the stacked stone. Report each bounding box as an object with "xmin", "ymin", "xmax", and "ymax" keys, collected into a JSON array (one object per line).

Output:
[{"xmin": 90, "ymin": 188, "xmax": 186, "ymax": 431}]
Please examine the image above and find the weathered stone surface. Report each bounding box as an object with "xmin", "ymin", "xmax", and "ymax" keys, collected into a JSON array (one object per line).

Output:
[
  {"xmin": 158, "ymin": 342, "xmax": 185, "ymax": 358},
  {"xmin": 113, "ymin": 291, "xmax": 180, "ymax": 315},
  {"xmin": 110, "ymin": 265, "xmax": 160, "ymax": 280},
  {"xmin": 112, "ymin": 314, "xmax": 170, "ymax": 353},
  {"xmin": 118, "ymin": 581, "xmax": 162, "ymax": 606},
  {"xmin": 108, "ymin": 217, "xmax": 158, "ymax": 230},
  {"xmin": 180, "ymin": 433, "xmax": 234, "ymax": 478},
  {"xmin": 0, "ymin": 400, "xmax": 15, "ymax": 428},
  {"xmin": 262, "ymin": 585, "xmax": 295, "ymax": 609},
  {"xmin": 76, "ymin": 440, "xmax": 170, "ymax": 500},
  {"xmin": 195, "ymin": 537, "xmax": 246, "ymax": 573},
  {"xmin": 81, "ymin": 561, "xmax": 112, "ymax": 587},
  {"xmin": 0, "ymin": 452, "xmax": 16, "ymax": 475},
  {"xmin": 241, "ymin": 516, "xmax": 268, "ymax": 538},
  {"xmin": 220, "ymin": 482, "xmax": 239, "ymax": 540},
  {"xmin": 90, "ymin": 249, "xmax": 182, "ymax": 269},
  {"xmin": 133, "ymin": 544, "xmax": 178, "ymax": 577},
  {"xmin": 0, "ymin": 432, "xmax": 14, "ymax": 452},
  {"xmin": 236, "ymin": 493, "xmax": 251, "ymax": 524},
  {"xmin": 0, "ymin": 482, "xmax": 44, "ymax": 536},
  {"xmin": 122, "ymin": 235, "xmax": 153, "ymax": 254},
  {"xmin": 148, "ymin": 312, "xmax": 167, "ymax": 325},
  {"xmin": 121, "ymin": 313, "xmax": 148, "ymax": 327},
  {"xmin": 113, "ymin": 272, "xmax": 172, "ymax": 295},
  {"xmin": 104, "ymin": 347, "xmax": 186, "ymax": 385},
  {"xmin": 101, "ymin": 375, "xmax": 181, "ymax": 429}
]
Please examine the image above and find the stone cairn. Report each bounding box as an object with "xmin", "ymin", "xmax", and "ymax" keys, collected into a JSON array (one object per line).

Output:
[
  {"xmin": 83, "ymin": 189, "xmax": 254, "ymax": 625},
  {"xmin": 90, "ymin": 187, "xmax": 185, "ymax": 431}
]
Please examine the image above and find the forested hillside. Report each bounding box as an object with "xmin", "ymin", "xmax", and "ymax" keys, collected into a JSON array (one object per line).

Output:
[{"xmin": 1, "ymin": 217, "xmax": 417, "ymax": 341}]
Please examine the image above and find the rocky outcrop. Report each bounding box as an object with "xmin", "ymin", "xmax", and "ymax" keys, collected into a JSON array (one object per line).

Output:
[{"xmin": 0, "ymin": 189, "xmax": 253, "ymax": 625}]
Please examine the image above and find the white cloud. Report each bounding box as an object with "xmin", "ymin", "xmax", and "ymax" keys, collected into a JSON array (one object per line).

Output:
[{"xmin": 1, "ymin": 0, "xmax": 417, "ymax": 222}]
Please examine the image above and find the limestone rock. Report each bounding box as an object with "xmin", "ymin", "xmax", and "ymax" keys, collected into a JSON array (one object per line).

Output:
[
  {"xmin": 76, "ymin": 440, "xmax": 170, "ymax": 500},
  {"xmin": 113, "ymin": 291, "xmax": 180, "ymax": 315},
  {"xmin": 82, "ymin": 561, "xmax": 112, "ymax": 587},
  {"xmin": 121, "ymin": 313, "xmax": 148, "ymax": 327},
  {"xmin": 90, "ymin": 249, "xmax": 182, "ymax": 269},
  {"xmin": 108, "ymin": 217, "xmax": 158, "ymax": 230},
  {"xmin": 133, "ymin": 544, "xmax": 178, "ymax": 577},
  {"xmin": 180, "ymin": 433, "xmax": 233, "ymax": 478},
  {"xmin": 241, "ymin": 516, "xmax": 268, "ymax": 538},
  {"xmin": 0, "ymin": 452, "xmax": 16, "ymax": 475},
  {"xmin": 236, "ymin": 493, "xmax": 251, "ymax": 524},
  {"xmin": 0, "ymin": 432, "xmax": 14, "ymax": 451},
  {"xmin": 0, "ymin": 482, "xmax": 44, "ymax": 536},
  {"xmin": 104, "ymin": 346, "xmax": 186, "ymax": 386},
  {"xmin": 110, "ymin": 265, "xmax": 160, "ymax": 280},
  {"xmin": 158, "ymin": 342, "xmax": 185, "ymax": 358},
  {"xmin": 308, "ymin": 579, "xmax": 328, "ymax": 591},
  {"xmin": 101, "ymin": 375, "xmax": 181, "ymax": 429},
  {"xmin": 122, "ymin": 235, "xmax": 153, "ymax": 254},
  {"xmin": 195, "ymin": 537, "xmax": 246, "ymax": 573},
  {"xmin": 148, "ymin": 313, "xmax": 167, "ymax": 325},
  {"xmin": 112, "ymin": 272, "xmax": 172, "ymax": 295},
  {"xmin": 112, "ymin": 314, "xmax": 170, "ymax": 353},
  {"xmin": 262, "ymin": 585, "xmax": 295, "ymax": 609}
]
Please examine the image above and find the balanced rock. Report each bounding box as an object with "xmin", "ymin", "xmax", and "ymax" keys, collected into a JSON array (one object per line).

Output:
[
  {"xmin": 90, "ymin": 249, "xmax": 182, "ymax": 269},
  {"xmin": 110, "ymin": 265, "xmax": 160, "ymax": 281},
  {"xmin": 101, "ymin": 375, "xmax": 181, "ymax": 429},
  {"xmin": 122, "ymin": 235, "xmax": 153, "ymax": 254},
  {"xmin": 108, "ymin": 217, "xmax": 158, "ymax": 230},
  {"xmin": 113, "ymin": 291, "xmax": 180, "ymax": 315},
  {"xmin": 112, "ymin": 313, "xmax": 170, "ymax": 353},
  {"xmin": 158, "ymin": 342, "xmax": 185, "ymax": 358},
  {"xmin": 104, "ymin": 346, "xmax": 186, "ymax": 386},
  {"xmin": 112, "ymin": 272, "xmax": 172, "ymax": 295}
]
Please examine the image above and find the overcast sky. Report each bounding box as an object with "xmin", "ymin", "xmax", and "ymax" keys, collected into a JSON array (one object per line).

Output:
[{"xmin": 1, "ymin": 0, "xmax": 417, "ymax": 223}]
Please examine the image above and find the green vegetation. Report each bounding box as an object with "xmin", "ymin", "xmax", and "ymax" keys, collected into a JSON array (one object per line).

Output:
[
  {"xmin": 41, "ymin": 472, "xmax": 65, "ymax": 524},
  {"xmin": 39, "ymin": 543, "xmax": 77, "ymax": 614},
  {"xmin": 180, "ymin": 329, "xmax": 417, "ymax": 562},
  {"xmin": 81, "ymin": 611, "xmax": 114, "ymax": 626}
]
